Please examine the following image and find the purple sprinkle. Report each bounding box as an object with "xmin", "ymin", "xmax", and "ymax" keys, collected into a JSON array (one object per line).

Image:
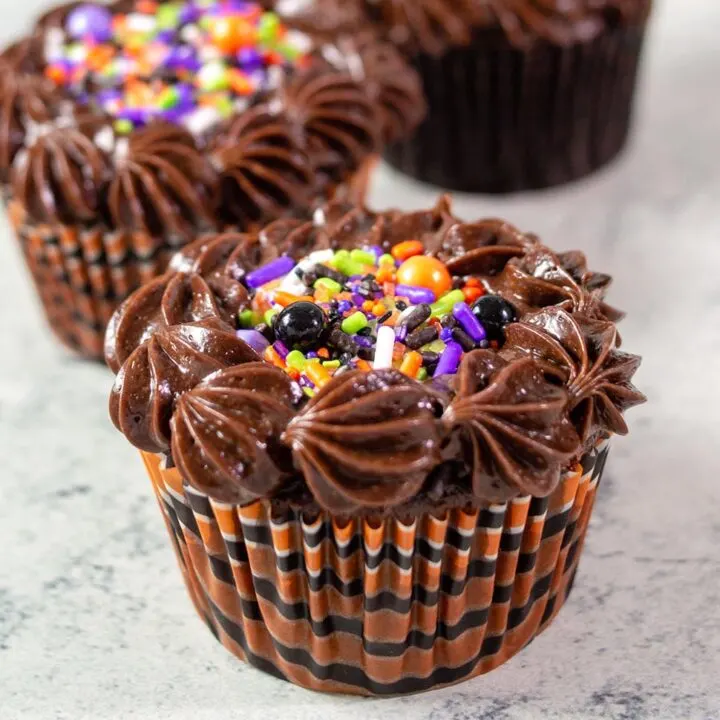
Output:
[
  {"xmin": 155, "ymin": 30, "xmax": 175, "ymax": 43},
  {"xmin": 245, "ymin": 256, "xmax": 295, "ymax": 289},
  {"xmin": 337, "ymin": 300, "xmax": 352, "ymax": 313},
  {"xmin": 299, "ymin": 376, "xmax": 315, "ymax": 389},
  {"xmin": 236, "ymin": 330, "xmax": 269, "ymax": 353},
  {"xmin": 396, "ymin": 284, "xmax": 436, "ymax": 304},
  {"xmin": 306, "ymin": 351, "xmax": 318, "ymax": 359},
  {"xmin": 179, "ymin": 4, "xmax": 201, "ymax": 23},
  {"xmin": 369, "ymin": 245, "xmax": 384, "ymax": 260},
  {"xmin": 433, "ymin": 341, "xmax": 463, "ymax": 378},
  {"xmin": 237, "ymin": 47, "xmax": 263, "ymax": 70},
  {"xmin": 116, "ymin": 108, "xmax": 150, "ymax": 124},
  {"xmin": 273, "ymin": 341, "xmax": 289, "ymax": 359},
  {"xmin": 353, "ymin": 335, "xmax": 373, "ymax": 348},
  {"xmin": 452, "ymin": 302, "xmax": 487, "ymax": 343},
  {"xmin": 440, "ymin": 327, "xmax": 453, "ymax": 342},
  {"xmin": 351, "ymin": 293, "xmax": 364, "ymax": 306},
  {"xmin": 395, "ymin": 325, "xmax": 408, "ymax": 342},
  {"xmin": 66, "ymin": 5, "xmax": 113, "ymax": 42},
  {"xmin": 349, "ymin": 275, "xmax": 363, "ymax": 281}
]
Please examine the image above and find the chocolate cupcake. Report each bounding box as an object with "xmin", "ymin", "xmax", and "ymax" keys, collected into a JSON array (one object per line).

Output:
[
  {"xmin": 0, "ymin": 0, "xmax": 423, "ymax": 359},
  {"xmin": 361, "ymin": 0, "xmax": 652, "ymax": 192},
  {"xmin": 106, "ymin": 196, "xmax": 645, "ymax": 695}
]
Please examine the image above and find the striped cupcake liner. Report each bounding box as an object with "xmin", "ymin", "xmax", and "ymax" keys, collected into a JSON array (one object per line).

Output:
[
  {"xmin": 9, "ymin": 199, "xmax": 190, "ymax": 359},
  {"xmin": 142, "ymin": 441, "xmax": 609, "ymax": 696},
  {"xmin": 384, "ymin": 25, "xmax": 647, "ymax": 193},
  {"xmin": 4, "ymin": 157, "xmax": 376, "ymax": 360}
]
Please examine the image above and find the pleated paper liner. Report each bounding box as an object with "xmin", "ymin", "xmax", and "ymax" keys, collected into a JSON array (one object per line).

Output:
[
  {"xmin": 142, "ymin": 441, "xmax": 610, "ymax": 696},
  {"xmin": 4, "ymin": 156, "xmax": 377, "ymax": 361},
  {"xmin": 384, "ymin": 24, "xmax": 647, "ymax": 193},
  {"xmin": 8, "ymin": 199, "xmax": 189, "ymax": 359}
]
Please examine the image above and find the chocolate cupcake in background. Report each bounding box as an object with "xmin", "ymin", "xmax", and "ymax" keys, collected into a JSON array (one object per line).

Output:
[
  {"xmin": 106, "ymin": 195, "xmax": 645, "ymax": 695},
  {"xmin": 363, "ymin": 0, "xmax": 653, "ymax": 193},
  {"xmin": 0, "ymin": 0, "xmax": 424, "ymax": 360}
]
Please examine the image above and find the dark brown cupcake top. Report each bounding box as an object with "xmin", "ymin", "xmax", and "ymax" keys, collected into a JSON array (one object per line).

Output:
[
  {"xmin": 361, "ymin": 0, "xmax": 653, "ymax": 54},
  {"xmin": 0, "ymin": 1, "xmax": 424, "ymax": 232},
  {"xmin": 106, "ymin": 196, "xmax": 645, "ymax": 514}
]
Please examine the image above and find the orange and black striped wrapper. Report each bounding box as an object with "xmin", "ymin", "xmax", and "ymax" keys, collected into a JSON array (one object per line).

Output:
[
  {"xmin": 142, "ymin": 441, "xmax": 610, "ymax": 696},
  {"xmin": 8, "ymin": 199, "xmax": 188, "ymax": 359},
  {"xmin": 4, "ymin": 158, "xmax": 375, "ymax": 361}
]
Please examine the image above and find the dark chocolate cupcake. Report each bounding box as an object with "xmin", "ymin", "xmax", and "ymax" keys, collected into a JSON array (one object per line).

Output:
[
  {"xmin": 362, "ymin": 0, "xmax": 653, "ymax": 192},
  {"xmin": 106, "ymin": 196, "xmax": 645, "ymax": 695},
  {"xmin": 0, "ymin": 0, "xmax": 424, "ymax": 359}
]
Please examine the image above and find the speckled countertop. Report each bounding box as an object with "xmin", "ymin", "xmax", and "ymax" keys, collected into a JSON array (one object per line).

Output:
[{"xmin": 1, "ymin": 1, "xmax": 719, "ymax": 718}]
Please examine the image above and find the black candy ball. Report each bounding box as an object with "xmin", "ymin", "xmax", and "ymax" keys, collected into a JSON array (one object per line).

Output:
[
  {"xmin": 471, "ymin": 295, "xmax": 518, "ymax": 341},
  {"xmin": 275, "ymin": 301, "xmax": 327, "ymax": 350}
]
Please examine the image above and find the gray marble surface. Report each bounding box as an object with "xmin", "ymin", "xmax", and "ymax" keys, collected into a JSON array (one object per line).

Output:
[{"xmin": 1, "ymin": 1, "xmax": 719, "ymax": 718}]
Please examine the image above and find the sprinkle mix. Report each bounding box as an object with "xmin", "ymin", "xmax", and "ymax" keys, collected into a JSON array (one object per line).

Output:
[
  {"xmin": 44, "ymin": 1, "xmax": 310, "ymax": 134},
  {"xmin": 238, "ymin": 243, "xmax": 518, "ymax": 397}
]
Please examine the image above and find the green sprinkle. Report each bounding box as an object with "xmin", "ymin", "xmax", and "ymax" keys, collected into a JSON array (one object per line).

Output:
[
  {"xmin": 238, "ymin": 309, "xmax": 254, "ymax": 328},
  {"xmin": 157, "ymin": 3, "xmax": 181, "ymax": 29},
  {"xmin": 379, "ymin": 254, "xmax": 395, "ymax": 266},
  {"xmin": 350, "ymin": 249, "xmax": 376, "ymax": 266},
  {"xmin": 424, "ymin": 340, "xmax": 447, "ymax": 353},
  {"xmin": 286, "ymin": 350, "xmax": 306, "ymax": 370},
  {"xmin": 314, "ymin": 277, "xmax": 342, "ymax": 295},
  {"xmin": 322, "ymin": 360, "xmax": 341, "ymax": 369},
  {"xmin": 417, "ymin": 367, "xmax": 428, "ymax": 382},
  {"xmin": 114, "ymin": 119, "xmax": 133, "ymax": 135},
  {"xmin": 158, "ymin": 87, "xmax": 179, "ymax": 110},
  {"xmin": 430, "ymin": 289, "xmax": 465, "ymax": 317},
  {"xmin": 341, "ymin": 311, "xmax": 368, "ymax": 335},
  {"xmin": 303, "ymin": 386, "xmax": 316, "ymax": 398},
  {"xmin": 264, "ymin": 309, "xmax": 279, "ymax": 326},
  {"xmin": 258, "ymin": 12, "xmax": 281, "ymax": 44}
]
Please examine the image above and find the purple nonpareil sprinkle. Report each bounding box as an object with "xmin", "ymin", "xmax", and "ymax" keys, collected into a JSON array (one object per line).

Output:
[
  {"xmin": 245, "ymin": 256, "xmax": 295, "ymax": 289},
  {"xmin": 395, "ymin": 284, "xmax": 435, "ymax": 304},
  {"xmin": 369, "ymin": 245, "xmax": 384, "ymax": 260},
  {"xmin": 337, "ymin": 300, "xmax": 352, "ymax": 313},
  {"xmin": 235, "ymin": 330, "xmax": 269, "ymax": 353},
  {"xmin": 452, "ymin": 302, "xmax": 487, "ymax": 343},
  {"xmin": 440, "ymin": 327, "xmax": 453, "ymax": 342},
  {"xmin": 306, "ymin": 351, "xmax": 318, "ymax": 359},
  {"xmin": 433, "ymin": 341, "xmax": 463, "ymax": 378},
  {"xmin": 273, "ymin": 341, "xmax": 289, "ymax": 359},
  {"xmin": 299, "ymin": 376, "xmax": 315, "ymax": 389},
  {"xmin": 351, "ymin": 293, "xmax": 364, "ymax": 306},
  {"xmin": 395, "ymin": 324, "xmax": 408, "ymax": 342}
]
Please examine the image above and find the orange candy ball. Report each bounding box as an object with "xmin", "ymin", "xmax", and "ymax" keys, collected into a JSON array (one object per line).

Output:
[
  {"xmin": 396, "ymin": 256, "xmax": 453, "ymax": 299},
  {"xmin": 209, "ymin": 16, "xmax": 256, "ymax": 54}
]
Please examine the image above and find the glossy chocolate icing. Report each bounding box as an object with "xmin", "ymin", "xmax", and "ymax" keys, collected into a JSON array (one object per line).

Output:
[
  {"xmin": 365, "ymin": 0, "xmax": 653, "ymax": 53},
  {"xmin": 107, "ymin": 198, "xmax": 645, "ymax": 513},
  {"xmin": 0, "ymin": 1, "xmax": 424, "ymax": 232}
]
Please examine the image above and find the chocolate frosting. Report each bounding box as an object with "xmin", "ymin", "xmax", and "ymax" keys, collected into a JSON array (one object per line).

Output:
[
  {"xmin": 488, "ymin": 245, "xmax": 624, "ymax": 322},
  {"xmin": 444, "ymin": 350, "xmax": 579, "ymax": 501},
  {"xmin": 108, "ymin": 123, "xmax": 219, "ymax": 239},
  {"xmin": 503, "ymin": 308, "xmax": 645, "ymax": 444},
  {"xmin": 0, "ymin": 71, "xmax": 57, "ymax": 183},
  {"xmin": 365, "ymin": 0, "xmax": 652, "ymax": 53},
  {"xmin": 11, "ymin": 122, "xmax": 110, "ymax": 224},
  {"xmin": 172, "ymin": 363, "xmax": 300, "ymax": 504},
  {"xmin": 1, "ymin": 3, "xmax": 425, "ymax": 230},
  {"xmin": 107, "ymin": 198, "xmax": 645, "ymax": 512},
  {"xmin": 210, "ymin": 105, "xmax": 315, "ymax": 228},
  {"xmin": 286, "ymin": 369, "xmax": 444, "ymax": 513},
  {"xmin": 282, "ymin": 67, "xmax": 381, "ymax": 183}
]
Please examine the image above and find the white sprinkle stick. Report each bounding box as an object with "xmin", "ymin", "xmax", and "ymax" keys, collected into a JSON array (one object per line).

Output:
[{"xmin": 373, "ymin": 325, "xmax": 396, "ymax": 370}]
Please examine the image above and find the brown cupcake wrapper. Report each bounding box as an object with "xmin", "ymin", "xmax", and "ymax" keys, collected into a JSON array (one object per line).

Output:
[
  {"xmin": 384, "ymin": 25, "xmax": 647, "ymax": 193},
  {"xmin": 5, "ymin": 158, "xmax": 376, "ymax": 360},
  {"xmin": 142, "ymin": 440, "xmax": 610, "ymax": 696}
]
